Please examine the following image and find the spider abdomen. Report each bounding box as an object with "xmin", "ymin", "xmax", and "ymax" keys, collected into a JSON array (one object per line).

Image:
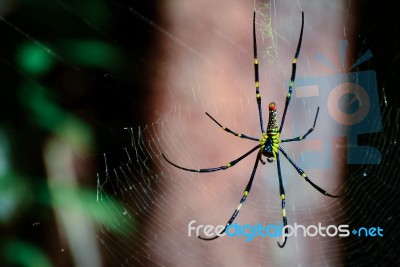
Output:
[{"xmin": 261, "ymin": 131, "xmax": 280, "ymax": 161}]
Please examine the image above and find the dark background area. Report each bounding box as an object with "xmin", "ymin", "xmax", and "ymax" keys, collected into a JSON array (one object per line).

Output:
[
  {"xmin": 0, "ymin": 1, "xmax": 158, "ymax": 266},
  {"xmin": 343, "ymin": 1, "xmax": 400, "ymax": 265},
  {"xmin": 0, "ymin": 0, "xmax": 399, "ymax": 266}
]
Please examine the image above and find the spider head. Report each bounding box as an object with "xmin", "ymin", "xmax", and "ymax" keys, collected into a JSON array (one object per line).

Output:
[{"xmin": 268, "ymin": 102, "xmax": 277, "ymax": 112}]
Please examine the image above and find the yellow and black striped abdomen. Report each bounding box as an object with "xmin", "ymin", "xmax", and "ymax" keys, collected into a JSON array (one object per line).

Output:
[{"xmin": 260, "ymin": 102, "xmax": 280, "ymax": 160}]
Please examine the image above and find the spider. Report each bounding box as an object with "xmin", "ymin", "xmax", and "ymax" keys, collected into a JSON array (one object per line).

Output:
[{"xmin": 162, "ymin": 11, "xmax": 339, "ymax": 248}]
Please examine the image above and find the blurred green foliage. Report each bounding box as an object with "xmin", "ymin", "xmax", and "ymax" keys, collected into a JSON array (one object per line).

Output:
[
  {"xmin": 18, "ymin": 43, "xmax": 55, "ymax": 75},
  {"xmin": 0, "ymin": 0, "xmax": 155, "ymax": 266},
  {"xmin": 3, "ymin": 240, "xmax": 52, "ymax": 267}
]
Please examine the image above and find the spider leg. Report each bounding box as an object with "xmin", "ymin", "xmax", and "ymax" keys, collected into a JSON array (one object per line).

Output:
[
  {"xmin": 205, "ymin": 112, "xmax": 259, "ymax": 141},
  {"xmin": 279, "ymin": 12, "xmax": 304, "ymax": 133},
  {"xmin": 198, "ymin": 151, "xmax": 262, "ymax": 240},
  {"xmin": 279, "ymin": 147, "xmax": 341, "ymax": 197},
  {"xmin": 253, "ymin": 12, "xmax": 265, "ymax": 133},
  {"xmin": 281, "ymin": 107, "xmax": 319, "ymax": 143},
  {"xmin": 162, "ymin": 144, "xmax": 262, "ymax": 173},
  {"xmin": 276, "ymin": 153, "xmax": 288, "ymax": 248}
]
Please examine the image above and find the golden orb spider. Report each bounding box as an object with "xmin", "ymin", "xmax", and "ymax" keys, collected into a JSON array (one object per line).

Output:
[{"xmin": 162, "ymin": 11, "xmax": 339, "ymax": 248}]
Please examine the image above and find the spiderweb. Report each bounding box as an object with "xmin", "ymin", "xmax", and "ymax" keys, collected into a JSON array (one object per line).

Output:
[
  {"xmin": 93, "ymin": 1, "xmax": 399, "ymax": 267},
  {"xmin": 1, "ymin": 0, "xmax": 399, "ymax": 266}
]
